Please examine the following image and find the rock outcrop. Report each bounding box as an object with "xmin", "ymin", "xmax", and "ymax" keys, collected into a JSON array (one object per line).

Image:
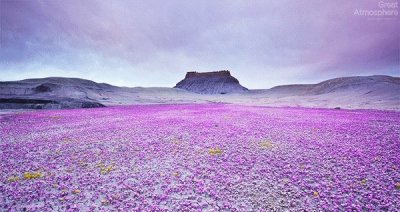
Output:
[{"xmin": 174, "ymin": 70, "xmax": 248, "ymax": 94}]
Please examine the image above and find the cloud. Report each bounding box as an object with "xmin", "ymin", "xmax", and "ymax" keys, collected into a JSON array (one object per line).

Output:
[{"xmin": 0, "ymin": 0, "xmax": 398, "ymax": 88}]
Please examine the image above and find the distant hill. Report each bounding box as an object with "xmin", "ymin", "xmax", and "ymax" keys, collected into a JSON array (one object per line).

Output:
[
  {"xmin": 0, "ymin": 75, "xmax": 399, "ymax": 110},
  {"xmin": 244, "ymin": 75, "xmax": 400, "ymax": 110},
  {"xmin": 263, "ymin": 75, "xmax": 399, "ymax": 96},
  {"xmin": 0, "ymin": 77, "xmax": 204, "ymax": 109}
]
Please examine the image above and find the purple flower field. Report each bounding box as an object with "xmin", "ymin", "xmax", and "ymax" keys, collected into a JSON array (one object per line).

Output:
[{"xmin": 1, "ymin": 104, "xmax": 399, "ymax": 211}]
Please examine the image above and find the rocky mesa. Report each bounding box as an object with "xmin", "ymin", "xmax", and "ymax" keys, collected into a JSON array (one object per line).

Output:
[{"xmin": 174, "ymin": 70, "xmax": 248, "ymax": 94}]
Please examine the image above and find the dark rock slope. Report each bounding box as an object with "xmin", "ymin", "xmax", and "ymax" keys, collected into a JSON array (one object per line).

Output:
[
  {"xmin": 174, "ymin": 70, "xmax": 248, "ymax": 94},
  {"xmin": 0, "ymin": 78, "xmax": 107, "ymax": 109}
]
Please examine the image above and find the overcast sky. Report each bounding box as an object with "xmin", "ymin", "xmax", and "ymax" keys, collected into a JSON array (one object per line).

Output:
[{"xmin": 1, "ymin": 0, "xmax": 399, "ymax": 88}]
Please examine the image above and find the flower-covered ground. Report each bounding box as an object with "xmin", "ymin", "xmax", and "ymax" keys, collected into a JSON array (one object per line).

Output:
[{"xmin": 1, "ymin": 104, "xmax": 399, "ymax": 211}]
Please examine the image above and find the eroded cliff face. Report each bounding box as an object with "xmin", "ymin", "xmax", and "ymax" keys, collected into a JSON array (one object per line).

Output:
[{"xmin": 174, "ymin": 70, "xmax": 248, "ymax": 94}]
